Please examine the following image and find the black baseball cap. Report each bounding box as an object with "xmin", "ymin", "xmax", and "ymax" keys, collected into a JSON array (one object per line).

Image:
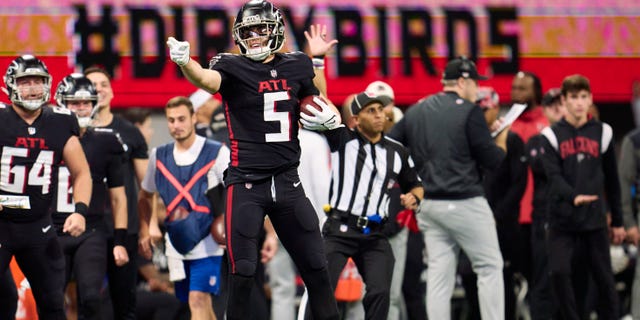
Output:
[
  {"xmin": 442, "ymin": 57, "xmax": 488, "ymax": 81},
  {"xmin": 542, "ymin": 88, "xmax": 562, "ymax": 107},
  {"xmin": 351, "ymin": 92, "xmax": 392, "ymax": 115}
]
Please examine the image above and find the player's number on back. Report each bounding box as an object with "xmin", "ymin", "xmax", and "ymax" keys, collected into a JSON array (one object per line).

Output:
[
  {"xmin": 1, "ymin": 147, "xmax": 54, "ymax": 194},
  {"xmin": 263, "ymin": 91, "xmax": 291, "ymax": 142},
  {"xmin": 56, "ymin": 167, "xmax": 74, "ymax": 212}
]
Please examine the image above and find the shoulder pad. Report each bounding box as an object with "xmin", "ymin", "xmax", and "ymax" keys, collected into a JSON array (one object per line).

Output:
[{"xmin": 209, "ymin": 53, "xmax": 237, "ymax": 69}]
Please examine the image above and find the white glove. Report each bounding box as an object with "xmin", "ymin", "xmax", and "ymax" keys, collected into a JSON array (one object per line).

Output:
[
  {"xmin": 166, "ymin": 37, "xmax": 190, "ymax": 67},
  {"xmin": 299, "ymin": 96, "xmax": 342, "ymax": 131}
]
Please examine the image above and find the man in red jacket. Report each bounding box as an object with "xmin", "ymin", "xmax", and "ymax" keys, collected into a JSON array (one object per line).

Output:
[{"xmin": 509, "ymin": 71, "xmax": 547, "ymax": 288}]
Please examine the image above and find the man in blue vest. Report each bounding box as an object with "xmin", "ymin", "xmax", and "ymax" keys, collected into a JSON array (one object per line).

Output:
[{"xmin": 138, "ymin": 96, "xmax": 229, "ymax": 319}]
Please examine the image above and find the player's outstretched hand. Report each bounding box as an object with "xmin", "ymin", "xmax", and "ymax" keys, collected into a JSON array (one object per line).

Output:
[
  {"xmin": 113, "ymin": 245, "xmax": 130, "ymax": 267},
  {"xmin": 63, "ymin": 213, "xmax": 86, "ymax": 237},
  {"xmin": 300, "ymin": 97, "xmax": 341, "ymax": 131},
  {"xmin": 166, "ymin": 37, "xmax": 191, "ymax": 66},
  {"xmin": 304, "ymin": 24, "xmax": 338, "ymax": 57}
]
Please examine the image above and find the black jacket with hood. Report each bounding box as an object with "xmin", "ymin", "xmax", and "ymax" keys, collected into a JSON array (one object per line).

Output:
[{"xmin": 540, "ymin": 117, "xmax": 623, "ymax": 231}]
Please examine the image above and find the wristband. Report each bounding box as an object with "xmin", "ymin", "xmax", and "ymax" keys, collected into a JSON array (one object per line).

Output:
[
  {"xmin": 75, "ymin": 202, "xmax": 88, "ymax": 216},
  {"xmin": 312, "ymin": 58, "xmax": 325, "ymax": 69},
  {"xmin": 113, "ymin": 228, "xmax": 128, "ymax": 247}
]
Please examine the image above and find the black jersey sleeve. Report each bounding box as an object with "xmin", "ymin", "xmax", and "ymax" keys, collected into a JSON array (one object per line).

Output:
[
  {"xmin": 209, "ymin": 53, "xmax": 235, "ymax": 91},
  {"xmin": 51, "ymin": 106, "xmax": 81, "ymax": 138}
]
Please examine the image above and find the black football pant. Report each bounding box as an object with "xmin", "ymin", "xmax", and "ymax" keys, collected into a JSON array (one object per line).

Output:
[
  {"xmin": 106, "ymin": 233, "xmax": 138, "ymax": 320},
  {"xmin": 0, "ymin": 216, "xmax": 66, "ymax": 320},
  {"xmin": 58, "ymin": 228, "xmax": 107, "ymax": 320},
  {"xmin": 548, "ymin": 227, "xmax": 619, "ymax": 320},
  {"xmin": 305, "ymin": 218, "xmax": 394, "ymax": 320},
  {"xmin": 224, "ymin": 168, "xmax": 339, "ymax": 320}
]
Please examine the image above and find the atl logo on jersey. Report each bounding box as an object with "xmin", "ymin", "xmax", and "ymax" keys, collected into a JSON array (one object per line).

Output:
[
  {"xmin": 15, "ymin": 137, "xmax": 49, "ymax": 149},
  {"xmin": 258, "ymin": 79, "xmax": 291, "ymax": 93}
]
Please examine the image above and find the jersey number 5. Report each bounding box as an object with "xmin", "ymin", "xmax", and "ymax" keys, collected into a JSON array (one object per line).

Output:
[
  {"xmin": 264, "ymin": 91, "xmax": 291, "ymax": 142},
  {"xmin": 0, "ymin": 147, "xmax": 54, "ymax": 194}
]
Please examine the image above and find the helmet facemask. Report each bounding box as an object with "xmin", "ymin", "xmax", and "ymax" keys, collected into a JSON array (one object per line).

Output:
[
  {"xmin": 55, "ymin": 74, "xmax": 99, "ymax": 128},
  {"xmin": 235, "ymin": 23, "xmax": 276, "ymax": 61},
  {"xmin": 4, "ymin": 55, "xmax": 52, "ymax": 111},
  {"xmin": 62, "ymin": 95, "xmax": 99, "ymax": 128},
  {"xmin": 13, "ymin": 76, "xmax": 51, "ymax": 111},
  {"xmin": 232, "ymin": 1, "xmax": 285, "ymax": 62}
]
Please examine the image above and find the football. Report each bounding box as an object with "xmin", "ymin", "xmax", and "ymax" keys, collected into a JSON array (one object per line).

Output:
[
  {"xmin": 300, "ymin": 95, "xmax": 327, "ymax": 116},
  {"xmin": 211, "ymin": 215, "xmax": 226, "ymax": 245},
  {"xmin": 168, "ymin": 206, "xmax": 189, "ymax": 222}
]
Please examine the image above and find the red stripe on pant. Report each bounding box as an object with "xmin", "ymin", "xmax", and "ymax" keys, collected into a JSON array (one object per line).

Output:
[{"xmin": 226, "ymin": 184, "xmax": 236, "ymax": 274}]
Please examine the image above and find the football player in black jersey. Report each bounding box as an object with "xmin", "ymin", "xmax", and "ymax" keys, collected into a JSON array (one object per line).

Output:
[
  {"xmin": 84, "ymin": 66, "xmax": 149, "ymax": 320},
  {"xmin": 52, "ymin": 73, "xmax": 129, "ymax": 319},
  {"xmin": 0, "ymin": 55, "xmax": 92, "ymax": 319},
  {"xmin": 166, "ymin": 1, "xmax": 341, "ymax": 319}
]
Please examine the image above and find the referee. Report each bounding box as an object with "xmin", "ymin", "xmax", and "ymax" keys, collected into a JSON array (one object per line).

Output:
[{"xmin": 304, "ymin": 92, "xmax": 424, "ymax": 320}]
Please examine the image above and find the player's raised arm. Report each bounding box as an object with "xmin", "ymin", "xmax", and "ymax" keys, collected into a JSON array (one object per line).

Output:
[
  {"xmin": 305, "ymin": 24, "xmax": 338, "ymax": 99},
  {"xmin": 167, "ymin": 37, "xmax": 222, "ymax": 94}
]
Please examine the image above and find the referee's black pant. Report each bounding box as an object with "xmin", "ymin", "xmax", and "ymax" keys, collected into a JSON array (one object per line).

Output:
[{"xmin": 309, "ymin": 216, "xmax": 395, "ymax": 320}]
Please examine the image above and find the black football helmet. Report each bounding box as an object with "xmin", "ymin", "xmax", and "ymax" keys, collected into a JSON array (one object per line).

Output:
[
  {"xmin": 55, "ymin": 73, "xmax": 99, "ymax": 128},
  {"xmin": 232, "ymin": 0, "xmax": 285, "ymax": 61},
  {"xmin": 3, "ymin": 55, "xmax": 52, "ymax": 111}
]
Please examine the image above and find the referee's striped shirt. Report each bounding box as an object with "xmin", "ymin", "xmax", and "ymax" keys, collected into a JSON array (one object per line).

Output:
[{"xmin": 323, "ymin": 126, "xmax": 422, "ymax": 219}]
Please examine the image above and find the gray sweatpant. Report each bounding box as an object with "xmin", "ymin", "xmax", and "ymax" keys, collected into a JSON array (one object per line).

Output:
[{"xmin": 417, "ymin": 196, "xmax": 504, "ymax": 320}]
